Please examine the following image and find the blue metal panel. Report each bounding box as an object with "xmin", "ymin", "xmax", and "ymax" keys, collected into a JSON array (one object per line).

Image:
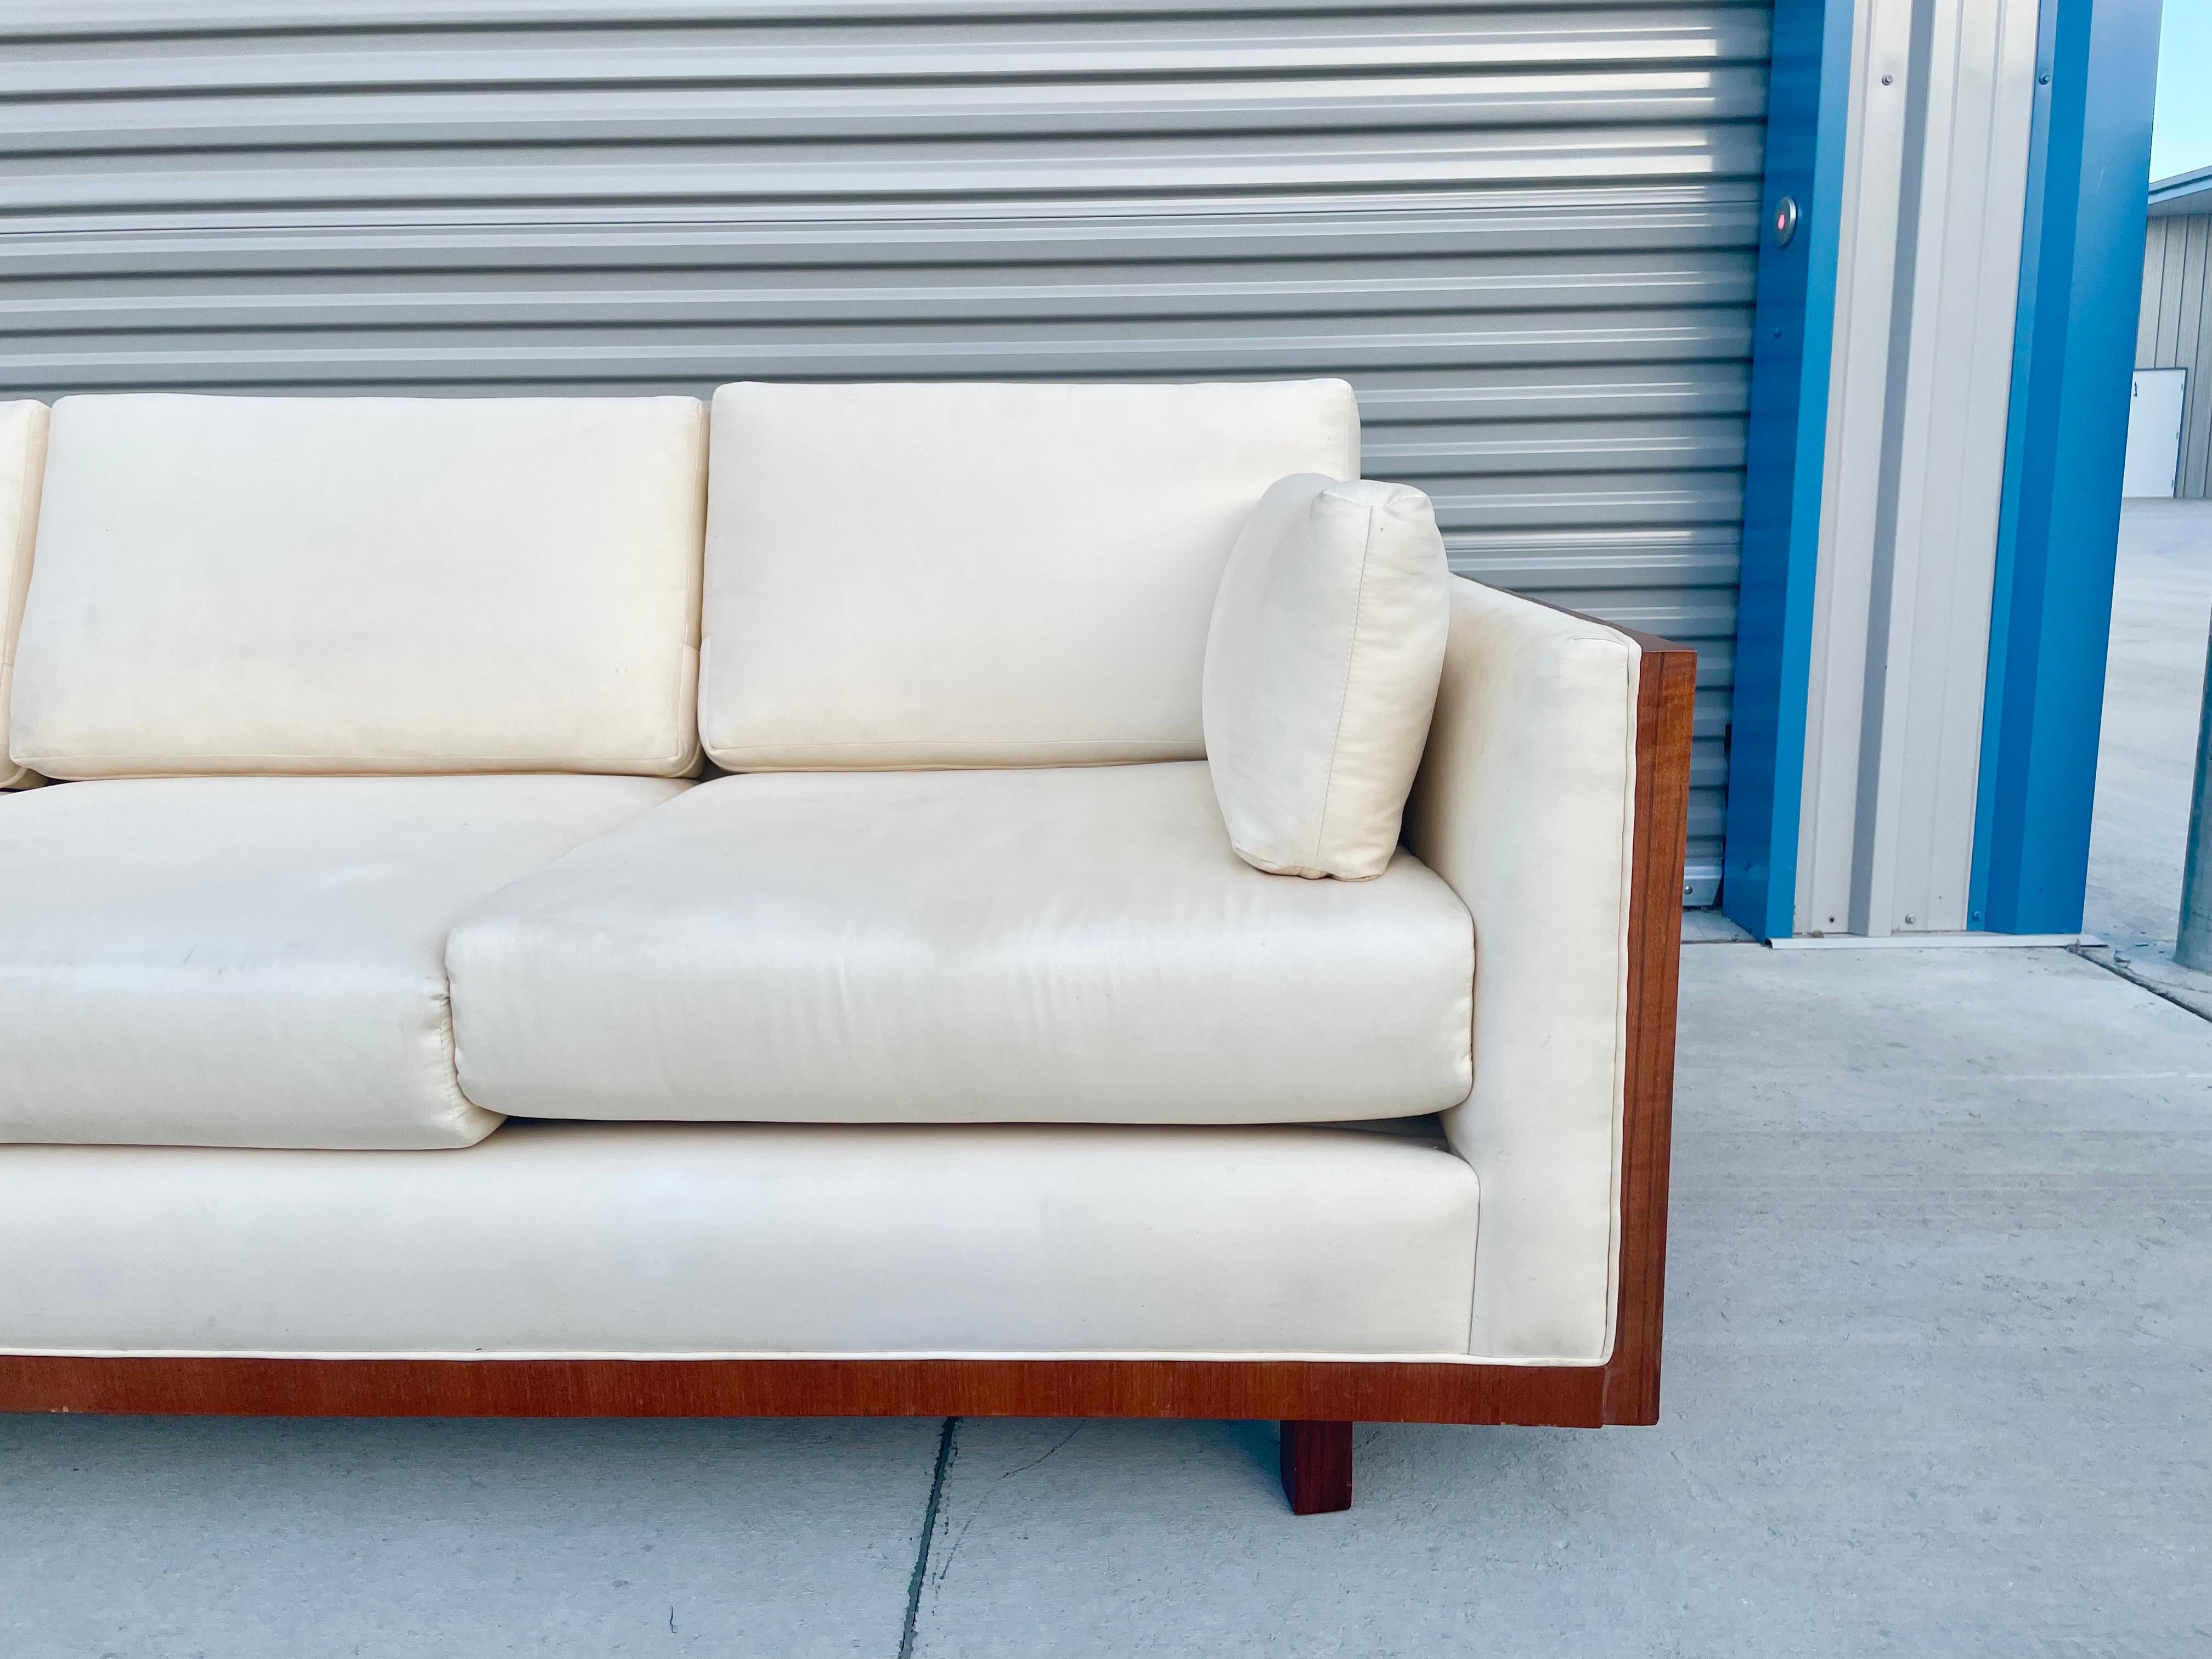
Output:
[
  {"xmin": 1970, "ymin": 0, "xmax": 2163, "ymax": 934},
  {"xmin": 1720, "ymin": 0, "xmax": 1855, "ymax": 939}
]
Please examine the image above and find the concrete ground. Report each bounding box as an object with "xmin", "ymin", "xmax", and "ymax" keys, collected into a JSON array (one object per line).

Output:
[
  {"xmin": 2080, "ymin": 500, "xmax": 2212, "ymax": 1012},
  {"xmin": 2086, "ymin": 499, "xmax": 2212, "ymax": 945},
  {"xmin": 5, "ymin": 504, "xmax": 2209, "ymax": 1656},
  {"xmin": 4, "ymin": 940, "xmax": 2206, "ymax": 1657}
]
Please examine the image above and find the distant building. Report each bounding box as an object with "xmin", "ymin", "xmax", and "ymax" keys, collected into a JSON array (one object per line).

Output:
[{"xmin": 2135, "ymin": 167, "xmax": 2212, "ymax": 500}]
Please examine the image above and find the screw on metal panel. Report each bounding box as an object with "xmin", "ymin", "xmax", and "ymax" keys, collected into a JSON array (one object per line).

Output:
[
  {"xmin": 1904, "ymin": 914, "xmax": 1915, "ymax": 926},
  {"xmin": 1881, "ymin": 74, "xmax": 1894, "ymax": 84},
  {"xmin": 2039, "ymin": 71, "xmax": 2051, "ymax": 84}
]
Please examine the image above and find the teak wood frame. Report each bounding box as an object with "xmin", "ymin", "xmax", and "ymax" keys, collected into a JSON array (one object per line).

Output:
[{"xmin": 0, "ymin": 619, "xmax": 1695, "ymax": 1515}]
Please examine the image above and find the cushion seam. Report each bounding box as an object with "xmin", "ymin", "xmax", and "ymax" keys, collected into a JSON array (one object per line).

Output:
[
  {"xmin": 1, "ymin": 405, "xmax": 48, "ymax": 677},
  {"xmin": 703, "ymin": 739, "xmax": 1197, "ymax": 755},
  {"xmin": 1599, "ymin": 633, "xmax": 1639, "ymax": 1365},
  {"xmin": 13, "ymin": 752, "xmax": 692, "ymax": 770},
  {"xmin": 430, "ymin": 981, "xmax": 493, "ymax": 1134},
  {"xmin": 1310, "ymin": 496, "xmax": 1380, "ymax": 867}
]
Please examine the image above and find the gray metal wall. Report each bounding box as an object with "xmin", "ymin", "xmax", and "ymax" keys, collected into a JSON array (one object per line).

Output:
[
  {"xmin": 2140, "ymin": 211, "xmax": 2212, "ymax": 501},
  {"xmin": 0, "ymin": 1, "xmax": 1769, "ymax": 899}
]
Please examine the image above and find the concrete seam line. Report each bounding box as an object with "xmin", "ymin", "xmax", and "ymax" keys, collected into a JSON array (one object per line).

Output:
[
  {"xmin": 2071, "ymin": 946, "xmax": 2212, "ymax": 1026},
  {"xmin": 899, "ymin": 1417, "xmax": 960, "ymax": 1659}
]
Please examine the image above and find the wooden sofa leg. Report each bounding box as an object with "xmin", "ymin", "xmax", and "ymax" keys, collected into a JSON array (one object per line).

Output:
[{"xmin": 1279, "ymin": 1420, "xmax": 1353, "ymax": 1515}]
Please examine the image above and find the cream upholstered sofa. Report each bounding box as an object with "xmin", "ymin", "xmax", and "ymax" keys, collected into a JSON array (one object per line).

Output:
[{"xmin": 0, "ymin": 382, "xmax": 1690, "ymax": 1515}]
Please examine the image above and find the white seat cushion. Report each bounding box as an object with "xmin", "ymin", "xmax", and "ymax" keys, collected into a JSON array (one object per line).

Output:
[
  {"xmin": 698, "ymin": 380, "xmax": 1359, "ymax": 769},
  {"xmin": 9, "ymin": 393, "xmax": 707, "ymax": 779},
  {"xmin": 448, "ymin": 762, "xmax": 1473, "ymax": 1125},
  {"xmin": 0, "ymin": 1120, "xmax": 1480, "ymax": 1357},
  {"xmin": 0, "ymin": 400, "xmax": 48, "ymax": 791},
  {"xmin": 1204, "ymin": 474, "xmax": 1450, "ymax": 880},
  {"xmin": 0, "ymin": 775, "xmax": 686, "ymax": 1148}
]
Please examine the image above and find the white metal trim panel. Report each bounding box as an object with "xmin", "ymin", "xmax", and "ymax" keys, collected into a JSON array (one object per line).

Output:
[{"xmin": 1795, "ymin": 0, "xmax": 2037, "ymax": 938}]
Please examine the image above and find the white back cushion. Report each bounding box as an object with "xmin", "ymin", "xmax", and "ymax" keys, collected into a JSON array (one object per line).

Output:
[
  {"xmin": 699, "ymin": 380, "xmax": 1359, "ymax": 769},
  {"xmin": 9, "ymin": 394, "xmax": 707, "ymax": 778},
  {"xmin": 1204, "ymin": 475, "xmax": 1450, "ymax": 880},
  {"xmin": 0, "ymin": 402, "xmax": 49, "ymax": 791}
]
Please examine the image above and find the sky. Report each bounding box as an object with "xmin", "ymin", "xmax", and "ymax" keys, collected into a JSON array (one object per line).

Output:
[{"xmin": 2153, "ymin": 4, "xmax": 2212, "ymax": 182}]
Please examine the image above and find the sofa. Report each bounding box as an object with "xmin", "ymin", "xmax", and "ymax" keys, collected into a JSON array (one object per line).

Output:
[{"xmin": 0, "ymin": 381, "xmax": 1690, "ymax": 1515}]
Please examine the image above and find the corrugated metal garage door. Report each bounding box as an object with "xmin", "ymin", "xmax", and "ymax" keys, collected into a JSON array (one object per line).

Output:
[{"xmin": 0, "ymin": 0, "xmax": 1766, "ymax": 901}]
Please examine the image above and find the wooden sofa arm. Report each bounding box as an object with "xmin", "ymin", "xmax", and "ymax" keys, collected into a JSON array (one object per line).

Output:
[{"xmin": 1404, "ymin": 577, "xmax": 1692, "ymax": 1375}]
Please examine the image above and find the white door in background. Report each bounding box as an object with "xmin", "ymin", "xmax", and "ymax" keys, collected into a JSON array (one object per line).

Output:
[{"xmin": 2123, "ymin": 369, "xmax": 2187, "ymax": 497}]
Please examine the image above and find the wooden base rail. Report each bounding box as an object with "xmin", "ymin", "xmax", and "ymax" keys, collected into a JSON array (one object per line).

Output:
[{"xmin": 0, "ymin": 624, "xmax": 1694, "ymax": 1516}]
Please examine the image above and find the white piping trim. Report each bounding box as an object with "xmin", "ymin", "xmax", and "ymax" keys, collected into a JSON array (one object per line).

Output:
[{"xmin": 0, "ymin": 1346, "xmax": 1607, "ymax": 1368}]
